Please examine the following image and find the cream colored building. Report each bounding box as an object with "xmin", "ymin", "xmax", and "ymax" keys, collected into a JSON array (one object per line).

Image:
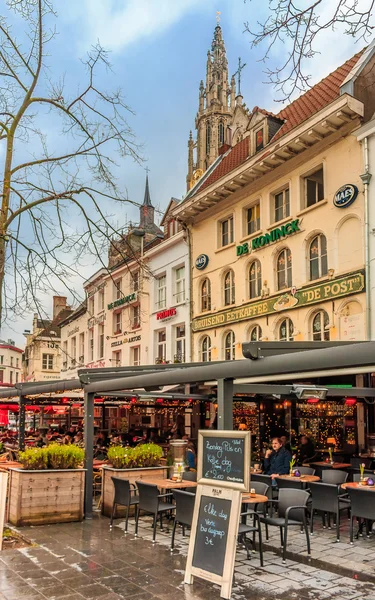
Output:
[
  {"xmin": 23, "ymin": 296, "xmax": 73, "ymax": 382},
  {"xmin": 0, "ymin": 340, "xmax": 23, "ymax": 387},
  {"xmin": 175, "ymin": 33, "xmax": 375, "ymax": 361}
]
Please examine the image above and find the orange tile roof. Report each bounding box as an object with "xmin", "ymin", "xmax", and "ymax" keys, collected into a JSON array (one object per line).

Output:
[{"xmin": 197, "ymin": 50, "xmax": 363, "ymax": 195}]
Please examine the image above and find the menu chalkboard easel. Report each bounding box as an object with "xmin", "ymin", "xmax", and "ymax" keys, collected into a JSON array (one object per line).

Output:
[{"xmin": 184, "ymin": 430, "xmax": 251, "ymax": 599}]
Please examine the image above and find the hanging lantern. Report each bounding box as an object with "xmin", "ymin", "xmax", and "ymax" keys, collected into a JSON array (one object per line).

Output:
[
  {"xmin": 307, "ymin": 398, "xmax": 319, "ymax": 404},
  {"xmin": 345, "ymin": 397, "xmax": 357, "ymax": 406}
]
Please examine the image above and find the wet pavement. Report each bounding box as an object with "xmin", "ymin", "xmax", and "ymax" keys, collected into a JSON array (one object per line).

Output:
[{"xmin": 1, "ymin": 512, "xmax": 375, "ymax": 600}]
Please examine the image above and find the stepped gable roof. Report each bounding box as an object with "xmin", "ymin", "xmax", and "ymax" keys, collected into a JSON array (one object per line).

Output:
[{"xmin": 196, "ymin": 50, "xmax": 363, "ymax": 195}]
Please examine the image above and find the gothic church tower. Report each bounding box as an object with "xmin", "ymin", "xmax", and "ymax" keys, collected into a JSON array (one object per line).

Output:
[{"xmin": 187, "ymin": 24, "xmax": 237, "ymax": 191}]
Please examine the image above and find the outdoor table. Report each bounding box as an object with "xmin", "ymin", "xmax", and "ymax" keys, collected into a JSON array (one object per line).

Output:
[
  {"xmin": 140, "ymin": 477, "xmax": 198, "ymax": 490},
  {"xmin": 341, "ymin": 482, "xmax": 375, "ymax": 490},
  {"xmin": 308, "ymin": 462, "xmax": 351, "ymax": 469},
  {"xmin": 242, "ymin": 493, "xmax": 268, "ymax": 504},
  {"xmin": 277, "ymin": 474, "xmax": 320, "ymax": 482}
]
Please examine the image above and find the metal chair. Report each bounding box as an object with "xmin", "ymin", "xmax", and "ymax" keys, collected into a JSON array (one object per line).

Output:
[
  {"xmin": 135, "ymin": 480, "xmax": 175, "ymax": 543},
  {"xmin": 347, "ymin": 487, "xmax": 375, "ymax": 544},
  {"xmin": 243, "ymin": 481, "xmax": 269, "ymax": 518},
  {"xmin": 171, "ymin": 489, "xmax": 195, "ymax": 550},
  {"xmin": 309, "ymin": 482, "xmax": 349, "ymax": 541},
  {"xmin": 298, "ymin": 467, "xmax": 315, "ymax": 476},
  {"xmin": 260, "ymin": 488, "xmax": 310, "ymax": 563},
  {"xmin": 182, "ymin": 471, "xmax": 197, "ymax": 482},
  {"xmin": 353, "ymin": 472, "xmax": 374, "ymax": 482},
  {"xmin": 238, "ymin": 510, "xmax": 264, "ymax": 566},
  {"xmin": 110, "ymin": 477, "xmax": 139, "ymax": 533},
  {"xmin": 275, "ymin": 477, "xmax": 304, "ymax": 491},
  {"xmin": 251, "ymin": 473, "xmax": 274, "ymax": 499},
  {"xmin": 322, "ymin": 470, "xmax": 348, "ymax": 485}
]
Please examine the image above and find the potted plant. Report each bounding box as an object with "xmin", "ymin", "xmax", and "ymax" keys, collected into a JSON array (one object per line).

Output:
[
  {"xmin": 102, "ymin": 443, "xmax": 168, "ymax": 518},
  {"xmin": 8, "ymin": 444, "xmax": 85, "ymax": 526}
]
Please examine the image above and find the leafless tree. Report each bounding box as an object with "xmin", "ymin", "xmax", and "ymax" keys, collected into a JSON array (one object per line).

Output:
[
  {"xmin": 0, "ymin": 0, "xmax": 144, "ymax": 327},
  {"xmin": 244, "ymin": 0, "xmax": 375, "ymax": 101}
]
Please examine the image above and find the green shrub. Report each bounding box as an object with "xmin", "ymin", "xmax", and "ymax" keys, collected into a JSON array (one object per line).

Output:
[
  {"xmin": 19, "ymin": 444, "xmax": 84, "ymax": 470},
  {"xmin": 19, "ymin": 447, "xmax": 49, "ymax": 470},
  {"xmin": 107, "ymin": 443, "xmax": 163, "ymax": 469}
]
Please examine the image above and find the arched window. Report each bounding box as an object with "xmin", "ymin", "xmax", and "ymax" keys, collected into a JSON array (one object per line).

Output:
[
  {"xmin": 249, "ymin": 260, "xmax": 262, "ymax": 299},
  {"xmin": 201, "ymin": 278, "xmax": 211, "ymax": 312},
  {"xmin": 206, "ymin": 122, "xmax": 211, "ymax": 155},
  {"xmin": 224, "ymin": 270, "xmax": 235, "ymax": 306},
  {"xmin": 201, "ymin": 336, "xmax": 212, "ymax": 362},
  {"xmin": 250, "ymin": 325, "xmax": 262, "ymax": 341},
  {"xmin": 224, "ymin": 331, "xmax": 235, "ymax": 360},
  {"xmin": 309, "ymin": 234, "xmax": 328, "ymax": 280},
  {"xmin": 279, "ymin": 318, "xmax": 294, "ymax": 341},
  {"xmin": 218, "ymin": 121, "xmax": 225, "ymax": 146},
  {"xmin": 277, "ymin": 248, "xmax": 292, "ymax": 290},
  {"xmin": 312, "ymin": 310, "xmax": 330, "ymax": 341}
]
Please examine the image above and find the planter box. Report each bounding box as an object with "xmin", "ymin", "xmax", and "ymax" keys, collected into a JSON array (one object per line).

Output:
[
  {"xmin": 102, "ymin": 465, "xmax": 169, "ymax": 518},
  {"xmin": 8, "ymin": 468, "xmax": 85, "ymax": 526}
]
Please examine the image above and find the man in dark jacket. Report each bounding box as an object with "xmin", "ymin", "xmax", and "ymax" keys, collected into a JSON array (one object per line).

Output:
[
  {"xmin": 264, "ymin": 437, "xmax": 291, "ymax": 479},
  {"xmin": 296, "ymin": 435, "xmax": 315, "ymax": 464}
]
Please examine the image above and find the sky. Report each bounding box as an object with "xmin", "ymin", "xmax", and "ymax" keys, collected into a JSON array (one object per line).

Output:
[{"xmin": 0, "ymin": 0, "xmax": 363, "ymax": 346}]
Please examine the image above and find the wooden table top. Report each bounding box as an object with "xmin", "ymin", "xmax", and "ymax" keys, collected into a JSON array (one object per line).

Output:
[
  {"xmin": 140, "ymin": 477, "xmax": 198, "ymax": 490},
  {"xmin": 277, "ymin": 474, "xmax": 320, "ymax": 482},
  {"xmin": 242, "ymin": 493, "xmax": 268, "ymax": 504},
  {"xmin": 0, "ymin": 461, "xmax": 22, "ymax": 470},
  {"xmin": 341, "ymin": 481, "xmax": 375, "ymax": 490},
  {"xmin": 309, "ymin": 462, "xmax": 351, "ymax": 469}
]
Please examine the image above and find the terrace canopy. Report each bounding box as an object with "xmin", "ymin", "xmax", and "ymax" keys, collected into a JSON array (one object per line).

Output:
[{"xmin": 0, "ymin": 340, "xmax": 375, "ymax": 518}]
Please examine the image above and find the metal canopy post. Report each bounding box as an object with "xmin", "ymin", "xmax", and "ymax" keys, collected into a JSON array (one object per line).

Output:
[
  {"xmin": 18, "ymin": 395, "xmax": 26, "ymax": 451},
  {"xmin": 217, "ymin": 379, "xmax": 233, "ymax": 430},
  {"xmin": 84, "ymin": 391, "xmax": 94, "ymax": 519}
]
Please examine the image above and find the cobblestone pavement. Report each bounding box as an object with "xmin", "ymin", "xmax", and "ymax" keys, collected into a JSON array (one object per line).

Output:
[{"xmin": 0, "ymin": 512, "xmax": 374, "ymax": 600}]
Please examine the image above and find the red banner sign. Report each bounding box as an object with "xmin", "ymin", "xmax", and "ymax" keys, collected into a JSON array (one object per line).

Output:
[{"xmin": 156, "ymin": 307, "xmax": 177, "ymax": 321}]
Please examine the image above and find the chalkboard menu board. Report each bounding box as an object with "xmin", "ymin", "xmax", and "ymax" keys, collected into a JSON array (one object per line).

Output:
[
  {"xmin": 192, "ymin": 494, "xmax": 231, "ymax": 576},
  {"xmin": 197, "ymin": 430, "xmax": 250, "ymax": 492}
]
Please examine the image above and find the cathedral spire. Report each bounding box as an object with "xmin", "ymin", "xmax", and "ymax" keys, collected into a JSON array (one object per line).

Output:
[{"xmin": 143, "ymin": 172, "xmax": 152, "ymax": 207}]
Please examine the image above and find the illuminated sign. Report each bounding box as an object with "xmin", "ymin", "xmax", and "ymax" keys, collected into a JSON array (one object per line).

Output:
[
  {"xmin": 195, "ymin": 254, "xmax": 209, "ymax": 270},
  {"xmin": 334, "ymin": 184, "xmax": 358, "ymax": 209},
  {"xmin": 156, "ymin": 308, "xmax": 177, "ymax": 321}
]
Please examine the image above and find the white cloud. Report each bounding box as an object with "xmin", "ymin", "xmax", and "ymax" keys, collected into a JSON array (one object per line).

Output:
[{"xmin": 77, "ymin": 0, "xmax": 209, "ymax": 52}]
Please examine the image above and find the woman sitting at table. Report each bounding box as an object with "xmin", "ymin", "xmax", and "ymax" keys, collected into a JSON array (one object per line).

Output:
[{"xmin": 263, "ymin": 437, "xmax": 291, "ymax": 479}]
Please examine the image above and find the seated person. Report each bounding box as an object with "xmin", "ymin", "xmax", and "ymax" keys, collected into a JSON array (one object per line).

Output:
[
  {"xmin": 280, "ymin": 434, "xmax": 292, "ymax": 453},
  {"xmin": 182, "ymin": 436, "xmax": 196, "ymax": 470},
  {"xmin": 263, "ymin": 437, "xmax": 291, "ymax": 480},
  {"xmin": 296, "ymin": 435, "xmax": 315, "ymax": 464}
]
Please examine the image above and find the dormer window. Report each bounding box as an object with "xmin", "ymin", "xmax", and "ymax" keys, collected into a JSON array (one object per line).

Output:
[{"xmin": 255, "ymin": 127, "xmax": 264, "ymax": 153}]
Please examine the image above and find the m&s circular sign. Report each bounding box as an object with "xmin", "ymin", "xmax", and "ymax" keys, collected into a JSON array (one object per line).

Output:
[
  {"xmin": 195, "ymin": 254, "xmax": 209, "ymax": 270},
  {"xmin": 334, "ymin": 184, "xmax": 358, "ymax": 209}
]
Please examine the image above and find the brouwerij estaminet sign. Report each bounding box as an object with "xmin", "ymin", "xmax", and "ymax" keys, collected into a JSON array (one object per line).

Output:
[{"xmin": 192, "ymin": 271, "xmax": 365, "ymax": 332}]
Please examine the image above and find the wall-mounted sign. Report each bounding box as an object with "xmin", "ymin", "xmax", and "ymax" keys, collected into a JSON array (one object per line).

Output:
[
  {"xmin": 236, "ymin": 219, "xmax": 301, "ymax": 257},
  {"xmin": 67, "ymin": 326, "xmax": 80, "ymax": 337},
  {"xmin": 87, "ymin": 313, "xmax": 106, "ymax": 328},
  {"xmin": 85, "ymin": 360, "xmax": 106, "ymax": 369},
  {"xmin": 156, "ymin": 307, "xmax": 177, "ymax": 321},
  {"xmin": 111, "ymin": 334, "xmax": 141, "ymax": 347},
  {"xmin": 192, "ymin": 270, "xmax": 365, "ymax": 332},
  {"xmin": 334, "ymin": 184, "xmax": 359, "ymax": 209},
  {"xmin": 108, "ymin": 292, "xmax": 137, "ymax": 311},
  {"xmin": 195, "ymin": 254, "xmax": 209, "ymax": 270}
]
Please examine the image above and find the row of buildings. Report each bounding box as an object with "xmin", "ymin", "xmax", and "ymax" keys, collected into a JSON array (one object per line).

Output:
[{"xmin": 21, "ymin": 24, "xmax": 375, "ymax": 383}]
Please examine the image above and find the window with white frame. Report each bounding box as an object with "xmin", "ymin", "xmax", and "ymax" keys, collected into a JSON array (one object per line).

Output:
[
  {"xmin": 132, "ymin": 304, "xmax": 140, "ymax": 328},
  {"xmin": 279, "ymin": 318, "xmax": 294, "ymax": 341},
  {"xmin": 201, "ymin": 278, "xmax": 211, "ymax": 312},
  {"xmin": 273, "ymin": 187, "xmax": 290, "ymax": 223},
  {"xmin": 114, "ymin": 278, "xmax": 122, "ymax": 300},
  {"xmin": 112, "ymin": 350, "xmax": 121, "ymax": 367},
  {"xmin": 220, "ymin": 216, "xmax": 234, "ymax": 247},
  {"xmin": 89, "ymin": 328, "xmax": 94, "ymax": 362},
  {"xmin": 249, "ymin": 260, "xmax": 262, "ymax": 299},
  {"xmin": 113, "ymin": 311, "xmax": 122, "ymax": 335},
  {"xmin": 224, "ymin": 330, "xmax": 236, "ymax": 360},
  {"xmin": 246, "ymin": 203, "xmax": 260, "ymax": 235},
  {"xmin": 88, "ymin": 295, "xmax": 94, "ymax": 315},
  {"xmin": 304, "ymin": 167, "xmax": 324, "ymax": 208},
  {"xmin": 132, "ymin": 346, "xmax": 140, "ymax": 366},
  {"xmin": 42, "ymin": 354, "xmax": 54, "ymax": 370},
  {"xmin": 250, "ymin": 325, "xmax": 262, "ymax": 341},
  {"xmin": 175, "ymin": 324, "xmax": 185, "ymax": 363},
  {"xmin": 201, "ymin": 336, "xmax": 211, "ymax": 362},
  {"xmin": 132, "ymin": 271, "xmax": 140, "ymax": 293},
  {"xmin": 312, "ymin": 310, "xmax": 330, "ymax": 341},
  {"xmin": 277, "ymin": 248, "xmax": 292, "ymax": 290},
  {"xmin": 79, "ymin": 333, "xmax": 84, "ymax": 362},
  {"xmin": 156, "ymin": 330, "xmax": 166, "ymax": 362},
  {"xmin": 71, "ymin": 337, "xmax": 76, "ymax": 363},
  {"xmin": 98, "ymin": 288, "xmax": 105, "ymax": 311},
  {"xmin": 156, "ymin": 275, "xmax": 166, "ymax": 309},
  {"xmin": 223, "ymin": 269, "xmax": 235, "ymax": 306},
  {"xmin": 98, "ymin": 324, "xmax": 104, "ymax": 358},
  {"xmin": 174, "ymin": 266, "xmax": 185, "ymax": 304},
  {"xmin": 309, "ymin": 234, "xmax": 328, "ymax": 281}
]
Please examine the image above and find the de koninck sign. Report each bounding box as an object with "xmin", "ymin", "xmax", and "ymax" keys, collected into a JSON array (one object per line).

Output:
[{"xmin": 192, "ymin": 271, "xmax": 365, "ymax": 332}]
